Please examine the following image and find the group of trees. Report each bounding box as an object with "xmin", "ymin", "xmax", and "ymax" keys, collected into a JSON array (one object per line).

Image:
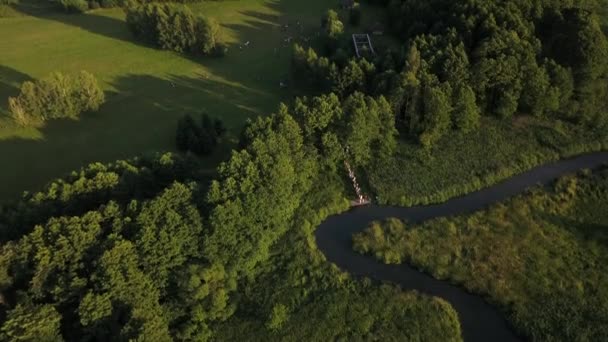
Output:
[
  {"xmin": 126, "ymin": 3, "xmax": 226, "ymax": 56},
  {"xmin": 0, "ymin": 153, "xmax": 226, "ymax": 341},
  {"xmin": 292, "ymin": 45, "xmax": 377, "ymax": 96},
  {"xmin": 8, "ymin": 71, "xmax": 105, "ymax": 127},
  {"xmin": 176, "ymin": 113, "xmax": 225, "ymax": 155},
  {"xmin": 294, "ymin": 92, "xmax": 397, "ymax": 168},
  {"xmin": 294, "ymin": 0, "xmax": 608, "ymax": 149},
  {"xmin": 386, "ymin": 0, "xmax": 608, "ymax": 145},
  {"xmin": 0, "ymin": 84, "xmax": 402, "ymax": 339}
]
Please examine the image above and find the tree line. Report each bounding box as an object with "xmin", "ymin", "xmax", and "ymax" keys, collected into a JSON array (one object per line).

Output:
[
  {"xmin": 0, "ymin": 84, "xmax": 403, "ymax": 339},
  {"xmin": 293, "ymin": 0, "xmax": 608, "ymax": 148}
]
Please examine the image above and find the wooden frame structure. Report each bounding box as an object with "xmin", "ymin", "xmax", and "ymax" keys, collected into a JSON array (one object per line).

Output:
[{"xmin": 352, "ymin": 33, "xmax": 375, "ymax": 58}]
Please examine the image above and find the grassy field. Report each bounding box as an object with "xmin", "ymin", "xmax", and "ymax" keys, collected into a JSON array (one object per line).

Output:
[
  {"xmin": 0, "ymin": 0, "xmax": 333, "ymax": 201},
  {"xmin": 354, "ymin": 167, "xmax": 608, "ymax": 340}
]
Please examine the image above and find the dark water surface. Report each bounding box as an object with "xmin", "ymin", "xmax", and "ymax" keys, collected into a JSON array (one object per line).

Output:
[{"xmin": 314, "ymin": 152, "xmax": 608, "ymax": 342}]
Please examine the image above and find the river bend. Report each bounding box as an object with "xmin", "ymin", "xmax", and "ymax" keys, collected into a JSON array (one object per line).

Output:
[{"xmin": 314, "ymin": 152, "xmax": 608, "ymax": 342}]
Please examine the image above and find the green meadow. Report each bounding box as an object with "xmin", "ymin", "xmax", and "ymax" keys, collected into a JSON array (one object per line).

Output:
[{"xmin": 0, "ymin": 0, "xmax": 331, "ymax": 201}]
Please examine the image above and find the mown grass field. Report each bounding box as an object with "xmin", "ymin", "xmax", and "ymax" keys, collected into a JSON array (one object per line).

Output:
[{"xmin": 0, "ymin": 0, "xmax": 333, "ymax": 201}]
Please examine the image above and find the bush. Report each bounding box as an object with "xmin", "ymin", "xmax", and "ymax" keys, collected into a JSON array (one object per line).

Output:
[
  {"xmin": 126, "ymin": 3, "xmax": 225, "ymax": 56},
  {"xmin": 88, "ymin": 1, "xmax": 100, "ymax": 9},
  {"xmin": 60, "ymin": 0, "xmax": 88, "ymax": 13},
  {"xmin": 8, "ymin": 71, "xmax": 105, "ymax": 127},
  {"xmin": 0, "ymin": 0, "xmax": 18, "ymax": 5}
]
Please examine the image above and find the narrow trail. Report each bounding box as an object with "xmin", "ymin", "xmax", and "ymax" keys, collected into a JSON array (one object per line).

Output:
[{"xmin": 314, "ymin": 152, "xmax": 608, "ymax": 342}]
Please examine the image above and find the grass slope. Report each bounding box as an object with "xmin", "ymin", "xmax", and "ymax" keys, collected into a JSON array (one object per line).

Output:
[
  {"xmin": 354, "ymin": 167, "xmax": 608, "ymax": 340},
  {"xmin": 0, "ymin": 0, "xmax": 329, "ymax": 201}
]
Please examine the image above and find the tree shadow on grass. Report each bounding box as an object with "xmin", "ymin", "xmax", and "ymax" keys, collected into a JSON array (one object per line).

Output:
[
  {"xmin": 12, "ymin": 1, "xmax": 135, "ymax": 45},
  {"xmin": 0, "ymin": 66, "xmax": 31, "ymax": 114}
]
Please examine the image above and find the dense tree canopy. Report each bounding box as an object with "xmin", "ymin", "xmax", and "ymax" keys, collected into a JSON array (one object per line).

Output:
[
  {"xmin": 0, "ymin": 95, "xmax": 424, "ymax": 340},
  {"xmin": 1, "ymin": 1, "xmax": 607, "ymax": 340},
  {"xmin": 293, "ymin": 0, "xmax": 608, "ymax": 148}
]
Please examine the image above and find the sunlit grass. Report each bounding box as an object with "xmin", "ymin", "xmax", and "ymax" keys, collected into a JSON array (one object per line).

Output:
[{"xmin": 0, "ymin": 0, "xmax": 331, "ymax": 201}]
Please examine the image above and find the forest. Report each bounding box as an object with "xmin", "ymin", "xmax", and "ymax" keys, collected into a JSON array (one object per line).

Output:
[{"xmin": 0, "ymin": 0, "xmax": 607, "ymax": 340}]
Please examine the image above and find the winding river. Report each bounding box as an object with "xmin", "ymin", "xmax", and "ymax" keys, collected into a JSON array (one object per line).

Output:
[{"xmin": 314, "ymin": 152, "xmax": 608, "ymax": 342}]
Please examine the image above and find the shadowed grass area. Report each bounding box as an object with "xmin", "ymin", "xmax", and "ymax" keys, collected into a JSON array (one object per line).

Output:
[{"xmin": 0, "ymin": 0, "xmax": 334, "ymax": 201}]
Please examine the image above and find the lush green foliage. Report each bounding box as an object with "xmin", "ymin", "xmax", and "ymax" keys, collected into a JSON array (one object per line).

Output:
[
  {"xmin": 368, "ymin": 118, "xmax": 608, "ymax": 206},
  {"xmin": 387, "ymin": 0, "xmax": 608, "ymax": 131},
  {"xmin": 354, "ymin": 167, "xmax": 608, "ymax": 340},
  {"xmin": 1, "ymin": 0, "xmax": 607, "ymax": 340},
  {"xmin": 0, "ymin": 99, "xmax": 460, "ymax": 340},
  {"xmin": 293, "ymin": 92, "xmax": 397, "ymax": 169},
  {"xmin": 125, "ymin": 3, "xmax": 225, "ymax": 55},
  {"xmin": 176, "ymin": 113, "xmax": 225, "ymax": 155},
  {"xmin": 212, "ymin": 170, "xmax": 461, "ymax": 342},
  {"xmin": 8, "ymin": 71, "xmax": 104, "ymax": 127},
  {"xmin": 0, "ymin": 152, "xmax": 202, "ymax": 241},
  {"xmin": 295, "ymin": 0, "xmax": 608, "ymax": 149}
]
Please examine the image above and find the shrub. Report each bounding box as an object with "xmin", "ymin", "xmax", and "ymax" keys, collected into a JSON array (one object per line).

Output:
[
  {"xmin": 88, "ymin": 1, "xmax": 100, "ymax": 9},
  {"xmin": 266, "ymin": 304, "xmax": 289, "ymax": 330},
  {"xmin": 60, "ymin": 0, "xmax": 89, "ymax": 13},
  {"xmin": 8, "ymin": 71, "xmax": 105, "ymax": 127}
]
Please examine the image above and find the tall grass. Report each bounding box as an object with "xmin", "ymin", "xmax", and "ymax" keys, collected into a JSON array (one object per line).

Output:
[{"xmin": 368, "ymin": 117, "xmax": 608, "ymax": 206}]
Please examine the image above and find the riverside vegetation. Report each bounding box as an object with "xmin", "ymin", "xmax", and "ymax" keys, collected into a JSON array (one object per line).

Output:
[
  {"xmin": 0, "ymin": 103, "xmax": 460, "ymax": 341},
  {"xmin": 354, "ymin": 166, "xmax": 608, "ymax": 340}
]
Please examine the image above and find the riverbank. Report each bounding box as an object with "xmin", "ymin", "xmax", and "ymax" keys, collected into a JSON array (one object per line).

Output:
[{"xmin": 316, "ymin": 152, "xmax": 608, "ymax": 341}]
